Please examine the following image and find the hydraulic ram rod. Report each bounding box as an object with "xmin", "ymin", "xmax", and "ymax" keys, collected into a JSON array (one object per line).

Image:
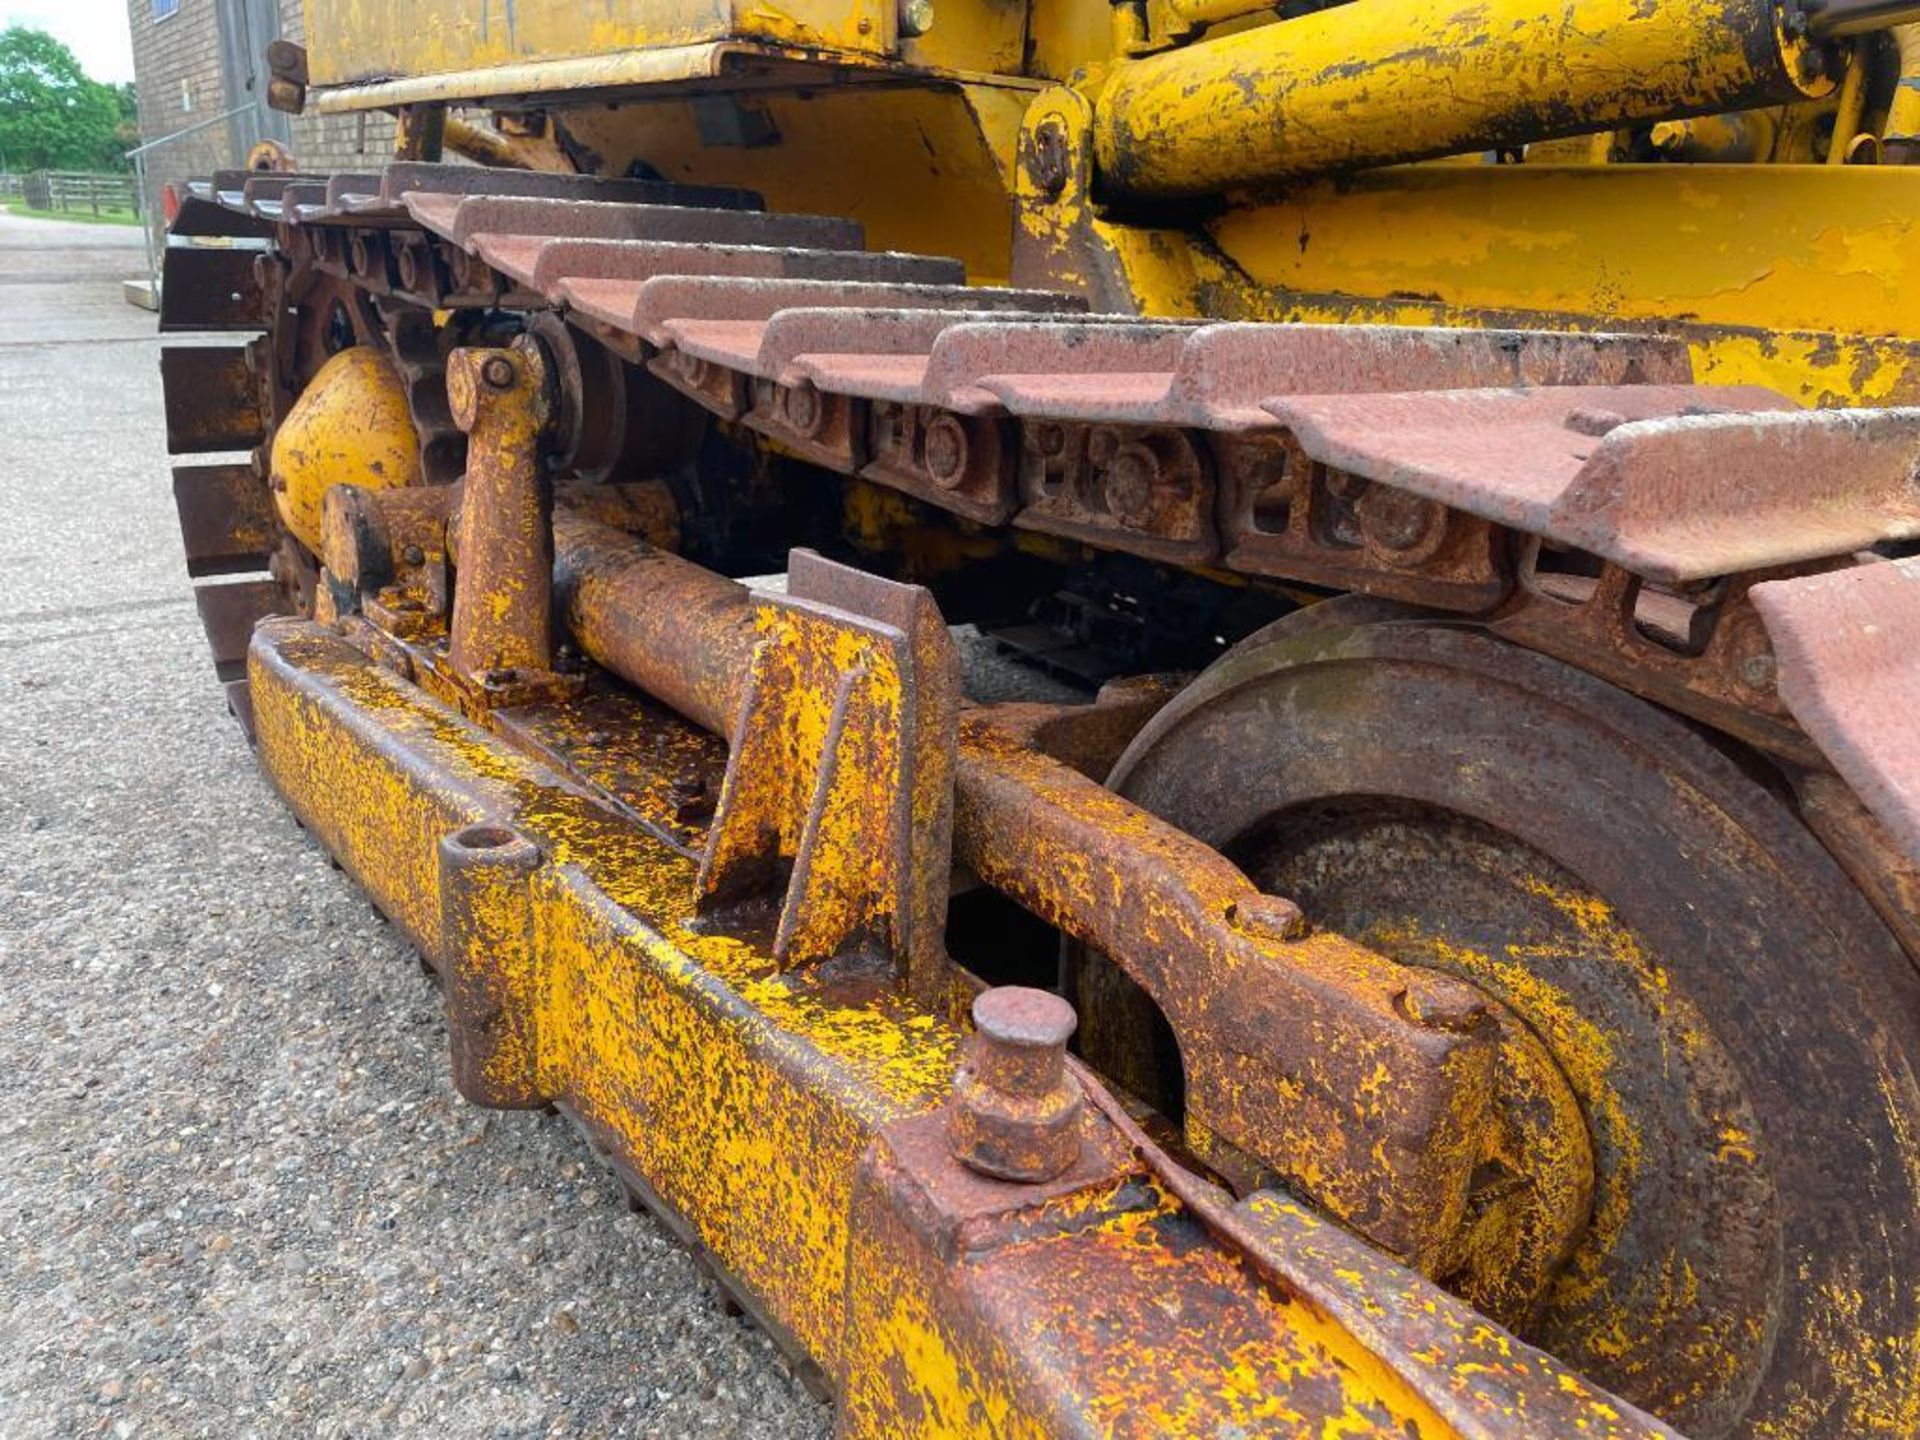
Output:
[{"xmin": 1092, "ymin": 0, "xmax": 1838, "ymax": 199}]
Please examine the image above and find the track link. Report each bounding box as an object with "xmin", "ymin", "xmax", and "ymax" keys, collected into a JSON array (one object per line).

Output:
[{"xmin": 159, "ymin": 161, "xmax": 1920, "ymax": 862}]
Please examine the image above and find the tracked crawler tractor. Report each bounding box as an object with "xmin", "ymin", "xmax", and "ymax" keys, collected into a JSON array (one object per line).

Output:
[{"xmin": 155, "ymin": 0, "xmax": 1920, "ymax": 1432}]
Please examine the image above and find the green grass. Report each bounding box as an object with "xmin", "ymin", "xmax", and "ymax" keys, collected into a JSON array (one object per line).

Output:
[{"xmin": 4, "ymin": 197, "xmax": 142, "ymax": 227}]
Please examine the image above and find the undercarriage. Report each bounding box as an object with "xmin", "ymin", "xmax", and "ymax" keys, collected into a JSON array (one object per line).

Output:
[{"xmin": 155, "ymin": 150, "xmax": 1920, "ymax": 1438}]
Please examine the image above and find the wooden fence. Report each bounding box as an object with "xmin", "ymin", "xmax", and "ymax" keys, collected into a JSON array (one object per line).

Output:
[{"xmin": 17, "ymin": 171, "xmax": 139, "ymax": 216}]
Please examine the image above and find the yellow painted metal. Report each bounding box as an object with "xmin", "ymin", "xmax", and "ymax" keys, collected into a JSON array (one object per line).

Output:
[
  {"xmin": 440, "ymin": 114, "xmax": 536, "ymax": 169},
  {"xmin": 893, "ymin": 0, "xmax": 1026, "ymax": 80},
  {"xmin": 1010, "ymin": 85, "xmax": 1268, "ymax": 314},
  {"xmin": 1011, "ymin": 87, "xmax": 1920, "ymax": 405},
  {"xmin": 306, "ymin": 0, "xmax": 893, "ymax": 91},
  {"xmin": 247, "ymin": 616, "xmax": 1668, "ymax": 1439},
  {"xmin": 1202, "ymin": 163, "xmax": 1920, "ymax": 405},
  {"xmin": 1090, "ymin": 0, "xmax": 1830, "ymax": 199},
  {"xmin": 268, "ymin": 346, "xmax": 421, "ymax": 554},
  {"xmin": 559, "ymin": 83, "xmax": 1036, "ymax": 283},
  {"xmin": 1650, "ymin": 111, "xmax": 1778, "ymax": 162},
  {"xmin": 445, "ymin": 342, "xmax": 555, "ymax": 682},
  {"xmin": 1025, "ymin": 0, "xmax": 1113, "ymax": 83}
]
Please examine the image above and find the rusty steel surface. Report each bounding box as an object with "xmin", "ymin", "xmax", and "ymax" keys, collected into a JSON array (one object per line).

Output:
[
  {"xmin": 1489, "ymin": 555, "xmax": 1829, "ymax": 768},
  {"xmin": 1265, "ymin": 388, "xmax": 1920, "ymax": 582},
  {"xmin": 241, "ymin": 614, "xmax": 1675, "ymax": 1438},
  {"xmin": 695, "ymin": 549, "xmax": 963, "ymax": 1001},
  {"xmin": 946, "ymin": 987, "xmax": 1086, "ymax": 1182},
  {"xmin": 160, "ymin": 344, "xmax": 269, "ymax": 454},
  {"xmin": 444, "ymin": 339, "xmax": 563, "ymax": 690},
  {"xmin": 171, "ymin": 463, "xmax": 278, "ymax": 578},
  {"xmin": 1099, "ymin": 598, "xmax": 1920, "ymax": 1433},
  {"xmin": 229, "ymin": 160, "xmax": 1920, "ymax": 780},
  {"xmin": 528, "ymin": 514, "xmax": 1603, "ymax": 1291},
  {"xmin": 158, "ymin": 244, "xmax": 271, "ymax": 333},
  {"xmin": 150, "ymin": 160, "xmax": 1920, "ymax": 1437},
  {"xmin": 1754, "ymin": 558, "xmax": 1920, "ymax": 860}
]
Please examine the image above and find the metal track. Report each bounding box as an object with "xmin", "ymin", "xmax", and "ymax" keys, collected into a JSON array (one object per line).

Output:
[
  {"xmin": 159, "ymin": 160, "xmax": 1920, "ymax": 871},
  {"xmin": 150, "ymin": 161, "xmax": 1920, "ymax": 1437}
]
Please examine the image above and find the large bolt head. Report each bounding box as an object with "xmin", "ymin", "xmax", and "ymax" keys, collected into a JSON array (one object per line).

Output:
[
  {"xmin": 782, "ymin": 380, "xmax": 824, "ymax": 437},
  {"xmin": 947, "ymin": 987, "xmax": 1085, "ymax": 1183},
  {"xmin": 481, "ymin": 355, "xmax": 517, "ymax": 391},
  {"xmin": 1103, "ymin": 442, "xmax": 1160, "ymax": 526},
  {"xmin": 923, "ymin": 414, "xmax": 969, "ymax": 489}
]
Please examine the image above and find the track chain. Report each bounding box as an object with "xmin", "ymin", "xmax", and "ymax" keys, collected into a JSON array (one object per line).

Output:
[{"xmin": 156, "ymin": 162, "xmax": 1920, "ymax": 858}]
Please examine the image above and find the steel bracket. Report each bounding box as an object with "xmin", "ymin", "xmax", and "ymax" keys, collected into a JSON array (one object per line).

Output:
[
  {"xmin": 444, "ymin": 337, "xmax": 583, "ymax": 711},
  {"xmin": 695, "ymin": 551, "xmax": 961, "ymax": 1001}
]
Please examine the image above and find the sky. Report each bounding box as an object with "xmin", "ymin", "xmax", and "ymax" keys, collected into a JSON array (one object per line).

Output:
[{"xmin": 2, "ymin": 0, "xmax": 136, "ymax": 84}]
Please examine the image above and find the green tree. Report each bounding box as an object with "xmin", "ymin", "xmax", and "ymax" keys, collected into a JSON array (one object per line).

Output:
[
  {"xmin": 104, "ymin": 82, "xmax": 140, "ymax": 170},
  {"xmin": 0, "ymin": 27, "xmax": 127, "ymax": 172}
]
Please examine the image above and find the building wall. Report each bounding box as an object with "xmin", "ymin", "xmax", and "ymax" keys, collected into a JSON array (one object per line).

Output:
[
  {"xmin": 125, "ymin": 0, "xmax": 233, "ymax": 210},
  {"xmin": 125, "ymin": 0, "xmax": 394, "ymax": 205},
  {"xmin": 278, "ymin": 0, "xmax": 396, "ymax": 173}
]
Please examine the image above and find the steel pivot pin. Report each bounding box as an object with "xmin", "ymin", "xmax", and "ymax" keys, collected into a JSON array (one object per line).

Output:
[{"xmin": 948, "ymin": 986, "xmax": 1085, "ymax": 1182}]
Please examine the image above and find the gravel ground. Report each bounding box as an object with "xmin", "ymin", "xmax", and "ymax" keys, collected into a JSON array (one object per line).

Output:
[{"xmin": 0, "ymin": 212, "xmax": 834, "ymax": 1438}]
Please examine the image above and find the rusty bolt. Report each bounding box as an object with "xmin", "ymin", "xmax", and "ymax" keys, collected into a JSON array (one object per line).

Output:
[
  {"xmin": 948, "ymin": 987, "xmax": 1085, "ymax": 1183},
  {"xmin": 1103, "ymin": 442, "xmax": 1160, "ymax": 525},
  {"xmin": 1358, "ymin": 485, "xmax": 1443, "ymax": 555},
  {"xmin": 783, "ymin": 381, "xmax": 824, "ymax": 437},
  {"xmin": 449, "ymin": 344, "xmax": 549, "ymax": 434},
  {"xmin": 1030, "ymin": 118, "xmax": 1071, "ymax": 197},
  {"xmin": 1741, "ymin": 651, "xmax": 1778, "ymax": 691},
  {"xmin": 1228, "ymin": 892, "xmax": 1309, "ymax": 943},
  {"xmin": 923, "ymin": 414, "xmax": 969, "ymax": 489},
  {"xmin": 402, "ymin": 544, "xmax": 426, "ymax": 567},
  {"xmin": 1395, "ymin": 971, "xmax": 1490, "ymax": 1033},
  {"xmin": 1228, "ymin": 438, "xmax": 1293, "ymax": 495}
]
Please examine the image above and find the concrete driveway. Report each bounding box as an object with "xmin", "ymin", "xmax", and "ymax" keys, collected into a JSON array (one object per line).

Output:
[{"xmin": 0, "ymin": 210, "xmax": 826, "ymax": 1437}]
